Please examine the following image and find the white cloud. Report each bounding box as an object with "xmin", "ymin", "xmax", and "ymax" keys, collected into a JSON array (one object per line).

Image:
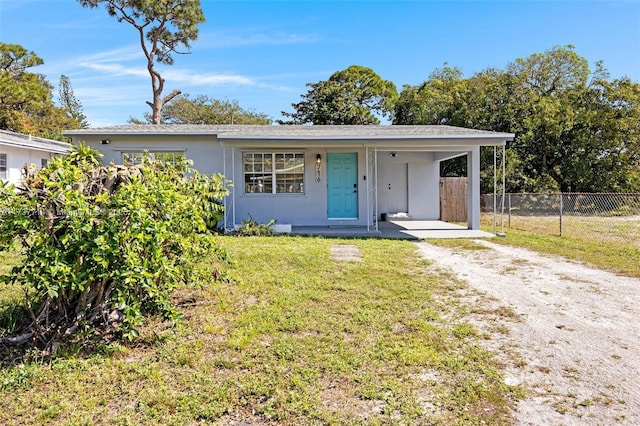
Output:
[
  {"xmin": 64, "ymin": 45, "xmax": 259, "ymax": 87},
  {"xmin": 167, "ymin": 70, "xmax": 297, "ymax": 93},
  {"xmin": 74, "ymin": 45, "xmax": 142, "ymax": 65},
  {"xmin": 79, "ymin": 62, "xmax": 148, "ymax": 79},
  {"xmin": 164, "ymin": 68, "xmax": 254, "ymax": 86},
  {"xmin": 76, "ymin": 62, "xmax": 259, "ymax": 88},
  {"xmin": 197, "ymin": 29, "xmax": 320, "ymax": 49},
  {"xmin": 41, "ymin": 45, "xmax": 142, "ymax": 77},
  {"xmin": 75, "ymin": 85, "xmax": 147, "ymax": 106},
  {"xmin": 0, "ymin": 0, "xmax": 41, "ymax": 12},
  {"xmin": 44, "ymin": 15, "xmax": 104, "ymax": 31}
]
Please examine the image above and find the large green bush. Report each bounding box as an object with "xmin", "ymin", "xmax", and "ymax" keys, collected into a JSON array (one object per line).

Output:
[{"xmin": 0, "ymin": 144, "xmax": 230, "ymax": 352}]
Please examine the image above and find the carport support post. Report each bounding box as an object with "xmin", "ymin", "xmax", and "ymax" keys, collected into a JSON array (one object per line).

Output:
[
  {"xmin": 374, "ymin": 147, "xmax": 379, "ymax": 232},
  {"xmin": 493, "ymin": 145, "xmax": 497, "ymax": 235},
  {"xmin": 366, "ymin": 145, "xmax": 370, "ymax": 232},
  {"xmin": 223, "ymin": 145, "xmax": 227, "ymax": 231},
  {"xmin": 467, "ymin": 147, "xmax": 481, "ymax": 230}
]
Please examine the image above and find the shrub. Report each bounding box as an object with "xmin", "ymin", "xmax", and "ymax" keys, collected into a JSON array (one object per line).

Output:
[
  {"xmin": 189, "ymin": 172, "xmax": 229, "ymax": 233},
  {"xmin": 0, "ymin": 144, "xmax": 230, "ymax": 353},
  {"xmin": 233, "ymin": 217, "xmax": 277, "ymax": 236}
]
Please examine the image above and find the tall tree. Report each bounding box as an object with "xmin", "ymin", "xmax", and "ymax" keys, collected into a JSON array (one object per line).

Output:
[
  {"xmin": 59, "ymin": 75, "xmax": 89, "ymax": 128},
  {"xmin": 0, "ymin": 43, "xmax": 77, "ymax": 139},
  {"xmin": 506, "ymin": 45, "xmax": 591, "ymax": 191},
  {"xmin": 559, "ymin": 72, "xmax": 640, "ymax": 192},
  {"xmin": 280, "ymin": 65, "xmax": 398, "ymax": 125},
  {"xmin": 0, "ymin": 43, "xmax": 48, "ymax": 132},
  {"xmin": 159, "ymin": 95, "xmax": 271, "ymax": 124},
  {"xmin": 394, "ymin": 46, "xmax": 640, "ymax": 193},
  {"xmin": 77, "ymin": 0, "xmax": 205, "ymax": 124},
  {"xmin": 394, "ymin": 65, "xmax": 467, "ymax": 126}
]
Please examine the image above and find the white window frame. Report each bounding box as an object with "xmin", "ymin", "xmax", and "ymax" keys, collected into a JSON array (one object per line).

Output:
[
  {"xmin": 243, "ymin": 152, "xmax": 305, "ymax": 194},
  {"xmin": 0, "ymin": 153, "xmax": 6, "ymax": 180}
]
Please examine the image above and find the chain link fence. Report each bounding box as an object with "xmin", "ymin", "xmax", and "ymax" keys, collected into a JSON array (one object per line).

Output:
[{"xmin": 481, "ymin": 193, "xmax": 640, "ymax": 248}]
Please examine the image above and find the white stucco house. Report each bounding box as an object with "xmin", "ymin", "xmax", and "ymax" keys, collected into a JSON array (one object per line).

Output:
[
  {"xmin": 63, "ymin": 125, "xmax": 513, "ymax": 233},
  {"xmin": 0, "ymin": 129, "xmax": 71, "ymax": 186}
]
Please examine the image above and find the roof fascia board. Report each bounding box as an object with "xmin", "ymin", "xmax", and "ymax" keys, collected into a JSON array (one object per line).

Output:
[
  {"xmin": 64, "ymin": 130, "xmax": 214, "ymax": 137},
  {"xmin": 218, "ymin": 134, "xmax": 513, "ymax": 142},
  {"xmin": 0, "ymin": 140, "xmax": 70, "ymax": 154},
  {"xmin": 219, "ymin": 138, "xmax": 509, "ymax": 147},
  {"xmin": 63, "ymin": 130, "xmax": 514, "ymax": 144}
]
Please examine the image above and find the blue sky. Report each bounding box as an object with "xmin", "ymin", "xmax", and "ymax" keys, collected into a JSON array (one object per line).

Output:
[{"xmin": 1, "ymin": 0, "xmax": 639, "ymax": 127}]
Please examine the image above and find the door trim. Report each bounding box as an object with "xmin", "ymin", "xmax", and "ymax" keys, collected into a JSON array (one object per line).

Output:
[{"xmin": 327, "ymin": 152, "xmax": 358, "ymax": 220}]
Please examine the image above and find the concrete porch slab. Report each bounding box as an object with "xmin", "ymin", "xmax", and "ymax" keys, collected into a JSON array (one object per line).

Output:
[
  {"xmin": 291, "ymin": 226, "xmax": 382, "ymax": 238},
  {"xmin": 290, "ymin": 221, "xmax": 495, "ymax": 239},
  {"xmin": 380, "ymin": 221, "xmax": 495, "ymax": 239}
]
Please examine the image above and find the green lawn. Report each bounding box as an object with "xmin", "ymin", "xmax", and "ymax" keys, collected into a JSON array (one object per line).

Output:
[
  {"xmin": 0, "ymin": 237, "xmax": 520, "ymax": 425},
  {"xmin": 0, "ymin": 248, "xmax": 25, "ymax": 337}
]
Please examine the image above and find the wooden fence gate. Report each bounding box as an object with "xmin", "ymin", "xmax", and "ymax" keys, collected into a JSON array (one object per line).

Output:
[{"xmin": 440, "ymin": 177, "xmax": 467, "ymax": 222}]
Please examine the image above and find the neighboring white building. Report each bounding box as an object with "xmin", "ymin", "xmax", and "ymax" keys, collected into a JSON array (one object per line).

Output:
[
  {"xmin": 0, "ymin": 130, "xmax": 71, "ymax": 186},
  {"xmin": 64, "ymin": 124, "xmax": 513, "ymax": 233}
]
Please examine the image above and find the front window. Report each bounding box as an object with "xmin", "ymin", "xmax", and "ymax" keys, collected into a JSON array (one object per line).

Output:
[
  {"xmin": 122, "ymin": 151, "xmax": 185, "ymax": 166},
  {"xmin": 244, "ymin": 152, "xmax": 304, "ymax": 194},
  {"xmin": 0, "ymin": 154, "xmax": 6, "ymax": 180}
]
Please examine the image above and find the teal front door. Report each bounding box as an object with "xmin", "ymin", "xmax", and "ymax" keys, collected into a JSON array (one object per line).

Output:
[{"xmin": 327, "ymin": 153, "xmax": 358, "ymax": 219}]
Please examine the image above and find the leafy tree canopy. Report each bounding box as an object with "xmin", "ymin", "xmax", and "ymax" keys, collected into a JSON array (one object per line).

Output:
[
  {"xmin": 0, "ymin": 42, "xmax": 81, "ymax": 139},
  {"xmin": 280, "ymin": 65, "xmax": 398, "ymax": 125},
  {"xmin": 394, "ymin": 46, "xmax": 640, "ymax": 193},
  {"xmin": 394, "ymin": 65, "xmax": 467, "ymax": 126},
  {"xmin": 129, "ymin": 94, "xmax": 272, "ymax": 124},
  {"xmin": 77, "ymin": 0, "xmax": 206, "ymax": 124}
]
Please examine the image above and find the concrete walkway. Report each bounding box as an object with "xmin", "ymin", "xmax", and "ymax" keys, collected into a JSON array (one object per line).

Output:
[{"xmin": 290, "ymin": 220, "xmax": 495, "ymax": 239}]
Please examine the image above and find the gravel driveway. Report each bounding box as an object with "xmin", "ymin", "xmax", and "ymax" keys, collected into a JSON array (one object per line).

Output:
[{"xmin": 415, "ymin": 240, "xmax": 640, "ymax": 426}]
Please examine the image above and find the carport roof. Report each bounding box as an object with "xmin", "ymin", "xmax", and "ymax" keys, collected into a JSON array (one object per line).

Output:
[{"xmin": 64, "ymin": 124, "xmax": 514, "ymax": 145}]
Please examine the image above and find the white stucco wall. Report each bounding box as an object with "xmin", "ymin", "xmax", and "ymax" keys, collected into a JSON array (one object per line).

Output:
[
  {"xmin": 230, "ymin": 148, "xmax": 446, "ymax": 226},
  {"xmin": 0, "ymin": 145, "xmax": 58, "ymax": 186},
  {"xmin": 376, "ymin": 151, "xmax": 440, "ymax": 220},
  {"xmin": 229, "ymin": 147, "xmax": 372, "ymax": 227},
  {"xmin": 81, "ymin": 135, "xmax": 223, "ymax": 174},
  {"xmin": 80, "ymin": 137, "xmax": 358, "ymax": 227},
  {"xmin": 77, "ymin": 135, "xmax": 484, "ymax": 229}
]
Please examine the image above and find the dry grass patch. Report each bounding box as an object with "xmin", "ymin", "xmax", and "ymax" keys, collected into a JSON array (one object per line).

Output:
[{"xmin": 479, "ymin": 216, "xmax": 640, "ymax": 278}]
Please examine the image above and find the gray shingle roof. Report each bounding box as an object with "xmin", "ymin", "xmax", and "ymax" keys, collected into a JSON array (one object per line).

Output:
[
  {"xmin": 0, "ymin": 129, "xmax": 71, "ymax": 154},
  {"xmin": 64, "ymin": 124, "xmax": 514, "ymax": 142}
]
